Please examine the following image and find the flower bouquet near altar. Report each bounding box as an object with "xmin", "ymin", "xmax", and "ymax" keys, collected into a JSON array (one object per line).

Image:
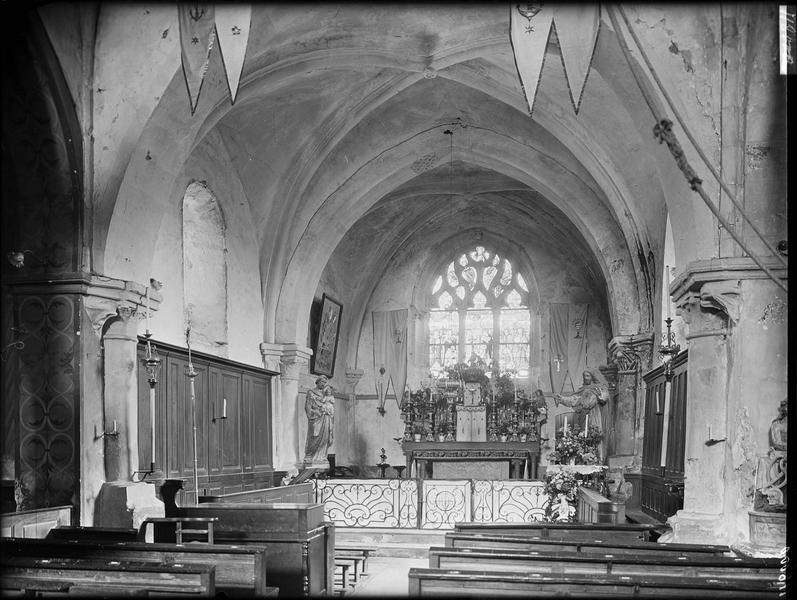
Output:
[
  {"xmin": 544, "ymin": 470, "xmax": 582, "ymax": 522},
  {"xmin": 548, "ymin": 424, "xmax": 602, "ymax": 465}
]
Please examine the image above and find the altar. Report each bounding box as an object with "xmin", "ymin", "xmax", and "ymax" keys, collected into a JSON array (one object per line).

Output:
[{"xmin": 402, "ymin": 441, "xmax": 540, "ymax": 480}]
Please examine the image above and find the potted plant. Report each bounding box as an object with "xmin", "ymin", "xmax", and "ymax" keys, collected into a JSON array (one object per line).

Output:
[
  {"xmin": 518, "ymin": 426, "xmax": 530, "ymax": 442},
  {"xmin": 412, "ymin": 423, "xmax": 425, "ymax": 442}
]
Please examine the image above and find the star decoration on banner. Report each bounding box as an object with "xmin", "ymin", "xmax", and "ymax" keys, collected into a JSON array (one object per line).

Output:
[
  {"xmin": 179, "ymin": 4, "xmax": 252, "ymax": 111},
  {"xmin": 510, "ymin": 4, "xmax": 602, "ymax": 115}
]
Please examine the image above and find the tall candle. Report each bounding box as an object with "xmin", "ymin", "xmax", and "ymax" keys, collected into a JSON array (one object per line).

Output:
[
  {"xmin": 145, "ymin": 287, "xmax": 151, "ymax": 333},
  {"xmin": 223, "ymin": 398, "xmax": 227, "ymax": 418},
  {"xmin": 665, "ymin": 266, "xmax": 671, "ymax": 320},
  {"xmin": 150, "ymin": 386, "xmax": 156, "ymax": 465}
]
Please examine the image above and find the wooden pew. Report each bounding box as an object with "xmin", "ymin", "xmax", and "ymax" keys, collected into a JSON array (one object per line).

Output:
[
  {"xmin": 334, "ymin": 546, "xmax": 376, "ymax": 576},
  {"xmin": 428, "ymin": 546, "xmax": 780, "ymax": 579},
  {"xmin": 47, "ymin": 525, "xmax": 141, "ymax": 542},
  {"xmin": 408, "ymin": 567, "xmax": 780, "ymax": 597},
  {"xmin": 444, "ymin": 531, "xmax": 733, "ymax": 556},
  {"xmin": 453, "ymin": 521, "xmax": 658, "ymax": 542},
  {"xmin": 2, "ymin": 536, "xmax": 271, "ymax": 597},
  {"xmin": 1, "ymin": 555, "xmax": 216, "ymax": 597},
  {"xmin": 165, "ymin": 502, "xmax": 334, "ymax": 598},
  {"xmin": 1, "ymin": 505, "xmax": 73, "ymax": 539}
]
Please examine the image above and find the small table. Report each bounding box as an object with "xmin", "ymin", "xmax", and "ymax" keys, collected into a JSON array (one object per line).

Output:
[{"xmin": 401, "ymin": 441, "xmax": 540, "ymax": 480}]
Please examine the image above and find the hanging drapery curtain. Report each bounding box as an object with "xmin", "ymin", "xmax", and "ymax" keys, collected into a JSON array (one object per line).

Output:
[
  {"xmin": 179, "ymin": 3, "xmax": 216, "ymax": 114},
  {"xmin": 372, "ymin": 309, "xmax": 408, "ymax": 414},
  {"xmin": 549, "ymin": 303, "xmax": 569, "ymax": 394},
  {"xmin": 510, "ymin": 4, "xmax": 601, "ymax": 115},
  {"xmin": 214, "ymin": 4, "xmax": 251, "ymax": 103},
  {"xmin": 567, "ymin": 303, "xmax": 589, "ymax": 385}
]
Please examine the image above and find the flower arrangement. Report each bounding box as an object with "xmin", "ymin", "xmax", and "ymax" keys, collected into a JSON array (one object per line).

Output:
[
  {"xmin": 544, "ymin": 470, "xmax": 582, "ymax": 522},
  {"xmin": 548, "ymin": 424, "xmax": 602, "ymax": 465},
  {"xmin": 544, "ymin": 469, "xmax": 582, "ymax": 500}
]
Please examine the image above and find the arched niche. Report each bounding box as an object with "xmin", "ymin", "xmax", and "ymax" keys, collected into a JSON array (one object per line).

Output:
[{"xmin": 182, "ymin": 180, "xmax": 228, "ymax": 355}]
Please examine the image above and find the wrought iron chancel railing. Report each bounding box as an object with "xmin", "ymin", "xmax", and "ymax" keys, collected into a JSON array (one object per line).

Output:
[{"xmin": 314, "ymin": 479, "xmax": 549, "ymax": 529}]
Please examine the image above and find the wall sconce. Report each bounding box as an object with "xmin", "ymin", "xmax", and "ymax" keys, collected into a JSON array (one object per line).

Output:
[{"xmin": 658, "ymin": 317, "xmax": 680, "ymax": 381}]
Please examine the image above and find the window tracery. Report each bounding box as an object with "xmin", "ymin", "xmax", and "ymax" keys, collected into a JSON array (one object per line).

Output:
[{"xmin": 429, "ymin": 245, "xmax": 531, "ymax": 377}]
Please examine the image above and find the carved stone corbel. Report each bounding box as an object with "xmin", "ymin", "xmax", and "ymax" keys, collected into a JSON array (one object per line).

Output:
[
  {"xmin": 345, "ymin": 368, "xmax": 365, "ymax": 395},
  {"xmin": 699, "ymin": 280, "xmax": 741, "ymax": 325},
  {"xmin": 84, "ymin": 296, "xmax": 121, "ymax": 335}
]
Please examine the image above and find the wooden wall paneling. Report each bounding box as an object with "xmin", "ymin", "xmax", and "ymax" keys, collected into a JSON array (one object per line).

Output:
[
  {"xmin": 249, "ymin": 375, "xmax": 272, "ymax": 471},
  {"xmin": 220, "ymin": 371, "xmax": 243, "ymax": 475},
  {"xmin": 241, "ymin": 374, "xmax": 254, "ymax": 473}
]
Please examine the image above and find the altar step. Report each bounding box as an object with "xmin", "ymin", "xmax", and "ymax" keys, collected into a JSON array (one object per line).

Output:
[{"xmin": 335, "ymin": 527, "xmax": 447, "ymax": 558}]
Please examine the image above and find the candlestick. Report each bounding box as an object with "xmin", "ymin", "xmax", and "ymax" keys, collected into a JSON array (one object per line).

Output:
[{"xmin": 150, "ymin": 386, "xmax": 156, "ymax": 461}]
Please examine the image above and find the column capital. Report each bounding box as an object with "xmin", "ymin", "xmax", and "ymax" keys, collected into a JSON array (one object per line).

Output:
[
  {"xmin": 280, "ymin": 344, "xmax": 313, "ymax": 381},
  {"xmin": 607, "ymin": 332, "xmax": 655, "ymax": 373},
  {"xmin": 259, "ymin": 342, "xmax": 284, "ymax": 373},
  {"xmin": 344, "ymin": 368, "xmax": 365, "ymax": 394}
]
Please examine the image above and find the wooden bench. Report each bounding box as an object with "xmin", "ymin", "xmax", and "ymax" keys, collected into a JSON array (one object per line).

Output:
[
  {"xmin": 166, "ymin": 502, "xmax": 334, "ymax": 598},
  {"xmin": 2, "ymin": 536, "xmax": 270, "ymax": 597},
  {"xmin": 333, "ymin": 560, "xmax": 352, "ymax": 596},
  {"xmin": 335, "ymin": 545, "xmax": 376, "ymax": 575},
  {"xmin": 0, "ymin": 555, "xmax": 216, "ymax": 597},
  {"xmin": 444, "ymin": 531, "xmax": 733, "ymax": 556},
  {"xmin": 428, "ymin": 546, "xmax": 781, "ymax": 579},
  {"xmin": 408, "ymin": 567, "xmax": 780, "ymax": 597},
  {"xmin": 453, "ymin": 521, "xmax": 658, "ymax": 542},
  {"xmin": 1, "ymin": 505, "xmax": 73, "ymax": 538}
]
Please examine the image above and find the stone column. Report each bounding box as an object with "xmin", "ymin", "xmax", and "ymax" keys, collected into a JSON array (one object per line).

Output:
[
  {"xmin": 271, "ymin": 344, "xmax": 312, "ymax": 471},
  {"xmin": 340, "ymin": 368, "xmax": 364, "ymax": 468},
  {"xmin": 86, "ymin": 277, "xmax": 164, "ymax": 530},
  {"xmin": 667, "ymin": 258, "xmax": 787, "ymax": 549}
]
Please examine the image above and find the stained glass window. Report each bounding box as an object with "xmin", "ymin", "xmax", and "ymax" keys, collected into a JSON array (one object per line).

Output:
[{"xmin": 428, "ymin": 245, "xmax": 531, "ymax": 376}]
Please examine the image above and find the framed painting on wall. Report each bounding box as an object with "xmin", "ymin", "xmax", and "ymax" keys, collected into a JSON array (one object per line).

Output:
[{"xmin": 312, "ymin": 294, "xmax": 343, "ymax": 377}]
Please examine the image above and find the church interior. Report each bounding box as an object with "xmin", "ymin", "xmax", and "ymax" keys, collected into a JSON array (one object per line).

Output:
[{"xmin": 1, "ymin": 2, "xmax": 791, "ymax": 597}]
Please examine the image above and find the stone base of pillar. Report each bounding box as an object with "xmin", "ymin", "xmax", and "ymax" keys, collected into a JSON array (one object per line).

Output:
[
  {"xmin": 94, "ymin": 481, "xmax": 164, "ymax": 537},
  {"xmin": 741, "ymin": 510, "xmax": 786, "ymax": 555},
  {"xmin": 660, "ymin": 510, "xmax": 729, "ymax": 545}
]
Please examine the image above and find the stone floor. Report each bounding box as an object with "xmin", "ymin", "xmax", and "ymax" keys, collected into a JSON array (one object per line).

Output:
[{"xmin": 348, "ymin": 556, "xmax": 427, "ymax": 597}]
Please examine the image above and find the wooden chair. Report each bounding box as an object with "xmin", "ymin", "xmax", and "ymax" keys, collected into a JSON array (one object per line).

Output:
[{"xmin": 140, "ymin": 516, "xmax": 217, "ymax": 544}]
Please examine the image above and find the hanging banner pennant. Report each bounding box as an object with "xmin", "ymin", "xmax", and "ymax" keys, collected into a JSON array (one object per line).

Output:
[
  {"xmin": 509, "ymin": 3, "xmax": 555, "ymax": 116},
  {"xmin": 215, "ymin": 4, "xmax": 251, "ymax": 104},
  {"xmin": 549, "ymin": 303, "xmax": 569, "ymax": 394},
  {"xmin": 567, "ymin": 303, "xmax": 589, "ymax": 385},
  {"xmin": 553, "ymin": 4, "xmax": 600, "ymax": 113},
  {"xmin": 372, "ymin": 309, "xmax": 408, "ymax": 414},
  {"xmin": 179, "ymin": 3, "xmax": 216, "ymax": 114}
]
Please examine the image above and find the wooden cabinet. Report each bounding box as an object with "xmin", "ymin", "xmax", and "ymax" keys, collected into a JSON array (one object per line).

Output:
[
  {"xmin": 641, "ymin": 350, "xmax": 687, "ymax": 523},
  {"xmin": 137, "ymin": 339, "xmax": 276, "ymax": 499}
]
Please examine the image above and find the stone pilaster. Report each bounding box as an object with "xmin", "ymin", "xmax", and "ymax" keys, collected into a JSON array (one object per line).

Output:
[
  {"xmin": 607, "ymin": 332, "xmax": 654, "ymax": 463},
  {"xmin": 604, "ymin": 334, "xmax": 653, "ymax": 507},
  {"xmin": 666, "ymin": 258, "xmax": 787, "ymax": 548},
  {"xmin": 269, "ymin": 344, "xmax": 313, "ymax": 471}
]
